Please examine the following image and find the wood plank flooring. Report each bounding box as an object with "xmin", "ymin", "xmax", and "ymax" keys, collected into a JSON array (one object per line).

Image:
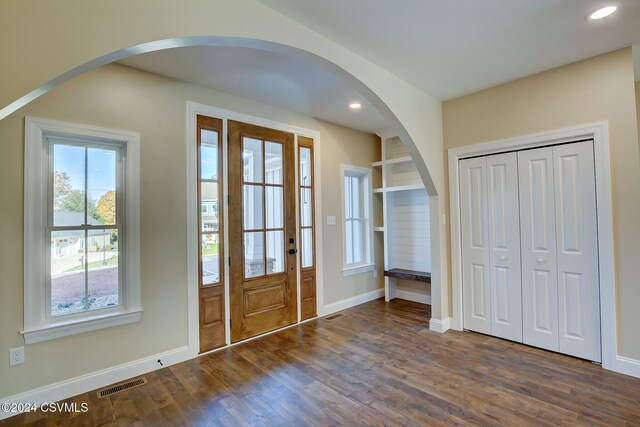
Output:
[{"xmin": 4, "ymin": 299, "xmax": 640, "ymax": 426}]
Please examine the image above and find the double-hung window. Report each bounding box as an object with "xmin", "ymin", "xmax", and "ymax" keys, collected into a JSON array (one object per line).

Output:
[
  {"xmin": 341, "ymin": 165, "xmax": 374, "ymax": 276},
  {"xmin": 23, "ymin": 117, "xmax": 141, "ymax": 344}
]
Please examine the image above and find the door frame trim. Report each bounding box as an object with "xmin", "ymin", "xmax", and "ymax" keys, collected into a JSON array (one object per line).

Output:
[
  {"xmin": 448, "ymin": 121, "xmax": 616, "ymax": 372},
  {"xmin": 186, "ymin": 101, "xmax": 323, "ymax": 354}
]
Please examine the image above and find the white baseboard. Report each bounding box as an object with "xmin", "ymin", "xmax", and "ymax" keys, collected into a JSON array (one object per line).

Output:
[
  {"xmin": 429, "ymin": 316, "xmax": 451, "ymax": 333},
  {"xmin": 395, "ymin": 290, "xmax": 431, "ymax": 305},
  {"xmin": 0, "ymin": 345, "xmax": 192, "ymax": 421},
  {"xmin": 612, "ymin": 354, "xmax": 640, "ymax": 379},
  {"xmin": 320, "ymin": 288, "xmax": 384, "ymax": 316}
]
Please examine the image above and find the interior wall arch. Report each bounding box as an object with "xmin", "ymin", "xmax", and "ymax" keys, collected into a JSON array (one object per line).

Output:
[{"xmin": 1, "ymin": 35, "xmax": 448, "ymax": 323}]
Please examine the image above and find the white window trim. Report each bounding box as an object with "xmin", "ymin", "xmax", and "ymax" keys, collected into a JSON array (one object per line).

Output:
[
  {"xmin": 22, "ymin": 117, "xmax": 142, "ymax": 344},
  {"xmin": 340, "ymin": 164, "xmax": 374, "ymax": 276}
]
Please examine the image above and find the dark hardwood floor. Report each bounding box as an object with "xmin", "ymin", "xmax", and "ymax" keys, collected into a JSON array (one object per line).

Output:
[{"xmin": 5, "ymin": 299, "xmax": 640, "ymax": 426}]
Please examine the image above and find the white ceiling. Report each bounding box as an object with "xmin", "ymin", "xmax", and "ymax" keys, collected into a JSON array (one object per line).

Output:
[
  {"xmin": 119, "ymin": 47, "xmax": 389, "ymax": 133},
  {"xmin": 259, "ymin": 0, "xmax": 640, "ymax": 99},
  {"xmin": 119, "ymin": 1, "xmax": 640, "ymax": 134}
]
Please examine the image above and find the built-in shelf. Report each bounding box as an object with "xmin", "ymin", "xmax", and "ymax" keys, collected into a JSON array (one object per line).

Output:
[
  {"xmin": 375, "ymin": 132, "xmax": 431, "ymax": 305},
  {"xmin": 374, "ymin": 184, "xmax": 423, "ymax": 194},
  {"xmin": 385, "ymin": 184, "xmax": 424, "ymax": 193},
  {"xmin": 385, "ymin": 155, "xmax": 413, "ymax": 165}
]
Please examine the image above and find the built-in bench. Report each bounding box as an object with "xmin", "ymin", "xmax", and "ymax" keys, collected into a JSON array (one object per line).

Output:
[{"xmin": 384, "ymin": 268, "xmax": 431, "ymax": 283}]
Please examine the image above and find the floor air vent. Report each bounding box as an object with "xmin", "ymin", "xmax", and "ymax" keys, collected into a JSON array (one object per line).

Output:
[
  {"xmin": 97, "ymin": 377, "xmax": 148, "ymax": 399},
  {"xmin": 325, "ymin": 313, "xmax": 344, "ymax": 321}
]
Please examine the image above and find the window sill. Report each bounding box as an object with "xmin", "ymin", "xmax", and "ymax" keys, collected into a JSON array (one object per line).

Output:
[
  {"xmin": 342, "ymin": 263, "xmax": 376, "ymax": 277},
  {"xmin": 20, "ymin": 308, "xmax": 143, "ymax": 344}
]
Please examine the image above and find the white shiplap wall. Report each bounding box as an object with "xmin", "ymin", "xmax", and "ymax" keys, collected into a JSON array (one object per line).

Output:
[{"xmin": 388, "ymin": 189, "xmax": 430, "ymax": 272}]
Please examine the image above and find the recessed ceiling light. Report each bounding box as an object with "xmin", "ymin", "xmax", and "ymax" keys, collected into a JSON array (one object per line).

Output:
[
  {"xmin": 587, "ymin": 5, "xmax": 617, "ymax": 20},
  {"xmin": 349, "ymin": 102, "xmax": 362, "ymax": 110}
]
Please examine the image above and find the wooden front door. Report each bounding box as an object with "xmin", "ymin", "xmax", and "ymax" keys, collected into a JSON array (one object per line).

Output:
[{"xmin": 228, "ymin": 120, "xmax": 298, "ymax": 342}]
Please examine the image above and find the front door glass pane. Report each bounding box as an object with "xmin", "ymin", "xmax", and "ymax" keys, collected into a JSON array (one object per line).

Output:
[
  {"xmin": 243, "ymin": 185, "xmax": 264, "ymax": 230},
  {"xmin": 243, "ymin": 137, "xmax": 263, "ymax": 183},
  {"xmin": 244, "ymin": 231, "xmax": 265, "ymax": 278},
  {"xmin": 265, "ymin": 142, "xmax": 283, "ymax": 185},
  {"xmin": 266, "ymin": 186, "xmax": 283, "ymax": 229},
  {"xmin": 266, "ymin": 230, "xmax": 284, "ymax": 274}
]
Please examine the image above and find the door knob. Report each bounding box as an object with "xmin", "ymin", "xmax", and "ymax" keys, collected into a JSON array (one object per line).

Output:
[{"xmin": 287, "ymin": 248, "xmax": 297, "ymax": 255}]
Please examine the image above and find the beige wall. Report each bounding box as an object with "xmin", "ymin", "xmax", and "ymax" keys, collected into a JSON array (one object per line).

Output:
[
  {"xmin": 636, "ymin": 81, "xmax": 640, "ymax": 139},
  {"xmin": 443, "ymin": 48, "xmax": 640, "ymax": 359},
  {"xmin": 0, "ymin": 63, "xmax": 382, "ymax": 398}
]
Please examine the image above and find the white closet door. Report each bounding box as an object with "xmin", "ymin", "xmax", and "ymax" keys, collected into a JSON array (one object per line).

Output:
[
  {"xmin": 460, "ymin": 157, "xmax": 491, "ymax": 334},
  {"xmin": 553, "ymin": 142, "xmax": 601, "ymax": 362},
  {"xmin": 486, "ymin": 153, "xmax": 522, "ymax": 342},
  {"xmin": 518, "ymin": 147, "xmax": 559, "ymax": 352}
]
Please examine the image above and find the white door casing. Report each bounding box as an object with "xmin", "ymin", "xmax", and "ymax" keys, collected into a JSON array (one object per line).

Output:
[
  {"xmin": 553, "ymin": 142, "xmax": 601, "ymax": 362},
  {"xmin": 486, "ymin": 153, "xmax": 523, "ymax": 342},
  {"xmin": 460, "ymin": 157, "xmax": 491, "ymax": 334}
]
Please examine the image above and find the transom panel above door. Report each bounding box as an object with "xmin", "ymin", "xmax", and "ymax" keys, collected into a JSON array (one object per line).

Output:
[{"xmin": 228, "ymin": 120, "xmax": 298, "ymax": 342}]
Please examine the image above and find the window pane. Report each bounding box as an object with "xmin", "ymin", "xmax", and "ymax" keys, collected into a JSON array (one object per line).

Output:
[
  {"xmin": 87, "ymin": 229, "xmax": 119, "ymax": 311},
  {"xmin": 53, "ymin": 143, "xmax": 86, "ymax": 227},
  {"xmin": 201, "ymin": 182, "xmax": 220, "ymax": 232},
  {"xmin": 265, "ymin": 142, "xmax": 283, "ymax": 184},
  {"xmin": 201, "ymin": 233, "xmax": 220, "ymax": 285},
  {"xmin": 302, "ymin": 228, "xmax": 313, "ymax": 268},
  {"xmin": 351, "ymin": 176, "xmax": 360, "ymax": 218},
  {"xmin": 243, "ymin": 137, "xmax": 263, "ymax": 183},
  {"xmin": 266, "ymin": 230, "xmax": 284, "ymax": 274},
  {"xmin": 345, "ymin": 220, "xmax": 353, "ymax": 265},
  {"xmin": 201, "ymin": 130, "xmax": 219, "ymax": 180},
  {"xmin": 266, "ymin": 186, "xmax": 283, "ymax": 229},
  {"xmin": 243, "ymin": 185, "xmax": 264, "ymax": 230},
  {"xmin": 301, "ymin": 188, "xmax": 312, "ymax": 227},
  {"xmin": 353, "ymin": 219, "xmax": 363, "ymax": 264},
  {"xmin": 50, "ymin": 229, "xmax": 86, "ymax": 316},
  {"xmin": 344, "ymin": 176, "xmax": 352, "ymax": 219},
  {"xmin": 244, "ymin": 231, "xmax": 265, "ymax": 278},
  {"xmin": 88, "ymin": 147, "xmax": 117, "ymax": 226},
  {"xmin": 300, "ymin": 147, "xmax": 312, "ymax": 186}
]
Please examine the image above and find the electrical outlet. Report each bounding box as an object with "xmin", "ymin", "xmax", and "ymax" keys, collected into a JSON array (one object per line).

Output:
[
  {"xmin": 9, "ymin": 347, "xmax": 24, "ymax": 366},
  {"xmin": 326, "ymin": 216, "xmax": 336, "ymax": 226}
]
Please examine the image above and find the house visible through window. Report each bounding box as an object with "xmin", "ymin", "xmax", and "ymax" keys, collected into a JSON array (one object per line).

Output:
[{"xmin": 341, "ymin": 165, "xmax": 374, "ymax": 275}]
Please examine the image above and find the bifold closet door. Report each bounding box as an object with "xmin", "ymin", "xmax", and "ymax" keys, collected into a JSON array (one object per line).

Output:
[
  {"xmin": 460, "ymin": 153, "xmax": 522, "ymax": 340},
  {"xmin": 553, "ymin": 142, "xmax": 600, "ymax": 362},
  {"xmin": 460, "ymin": 157, "xmax": 491, "ymax": 334},
  {"xmin": 518, "ymin": 147, "xmax": 560, "ymax": 352},
  {"xmin": 486, "ymin": 153, "xmax": 522, "ymax": 342},
  {"xmin": 518, "ymin": 142, "xmax": 600, "ymax": 361}
]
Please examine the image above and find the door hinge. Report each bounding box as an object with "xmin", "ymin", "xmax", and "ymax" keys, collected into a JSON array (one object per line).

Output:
[
  {"xmin": 228, "ymin": 256, "xmax": 231, "ymax": 267},
  {"xmin": 227, "ymin": 194, "xmax": 230, "ymax": 204}
]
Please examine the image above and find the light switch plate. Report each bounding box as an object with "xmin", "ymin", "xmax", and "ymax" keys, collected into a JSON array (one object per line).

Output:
[{"xmin": 326, "ymin": 215, "xmax": 336, "ymax": 226}]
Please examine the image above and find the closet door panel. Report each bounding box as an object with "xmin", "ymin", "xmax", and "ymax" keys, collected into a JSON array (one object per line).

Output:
[
  {"xmin": 518, "ymin": 148, "xmax": 559, "ymax": 351},
  {"xmin": 487, "ymin": 153, "xmax": 522, "ymax": 342},
  {"xmin": 460, "ymin": 157, "xmax": 491, "ymax": 334},
  {"xmin": 553, "ymin": 142, "xmax": 600, "ymax": 362}
]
